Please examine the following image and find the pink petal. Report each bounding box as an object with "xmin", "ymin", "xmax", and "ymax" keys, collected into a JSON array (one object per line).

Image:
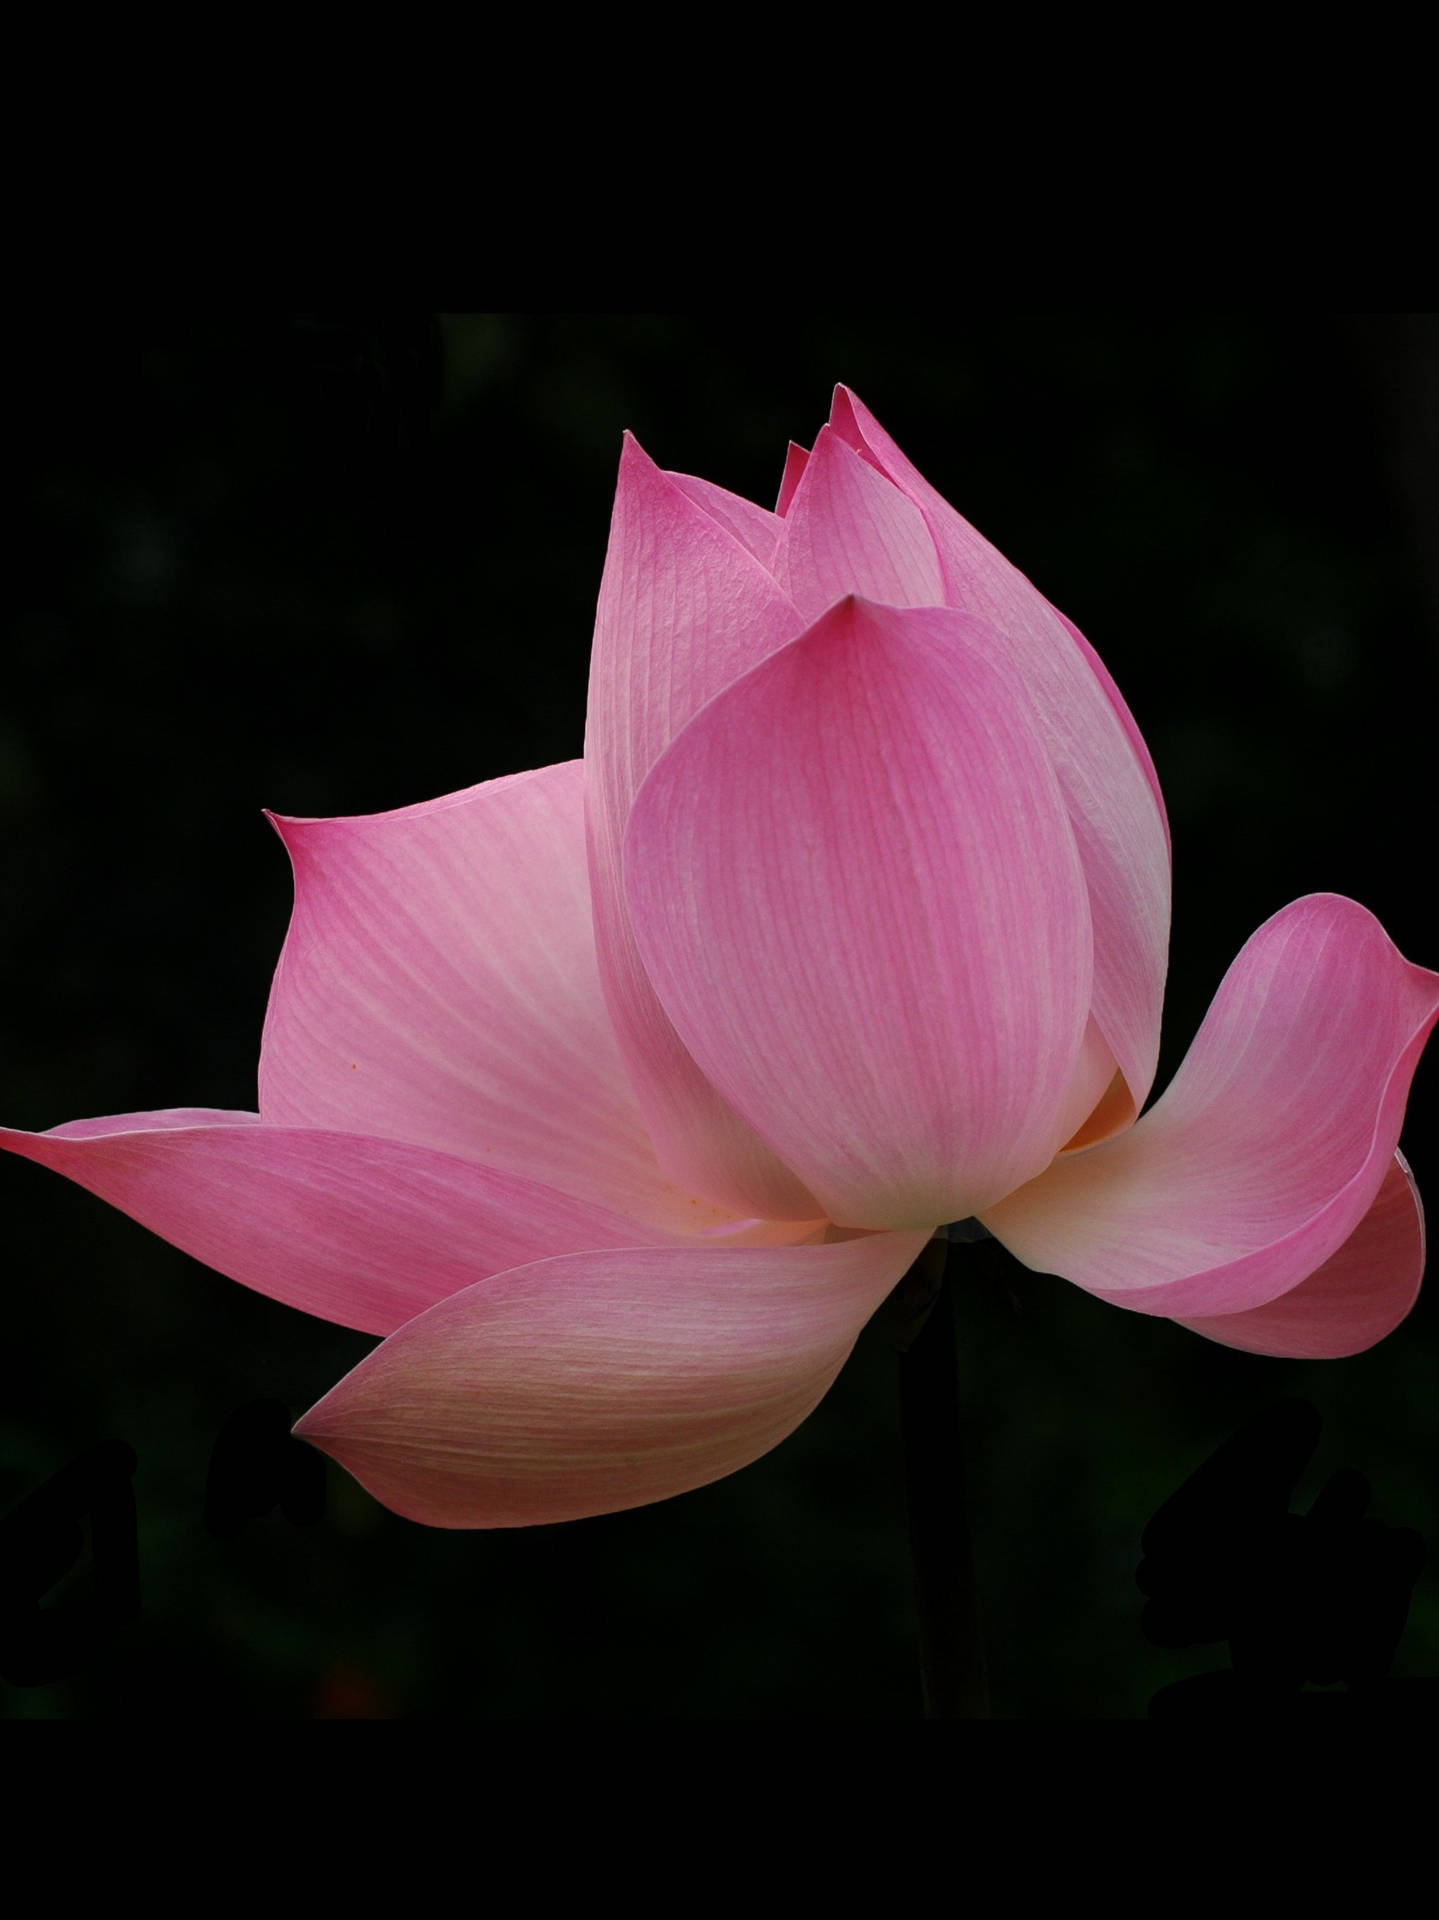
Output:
[
  {"xmin": 1176, "ymin": 1152, "xmax": 1425, "ymax": 1358},
  {"xmin": 294, "ymin": 1227, "xmax": 931, "ymax": 1527},
  {"xmin": 0, "ymin": 1113, "xmax": 683, "ymax": 1336},
  {"xmin": 775, "ymin": 441, "xmax": 809, "ymax": 515},
  {"xmin": 983, "ymin": 895, "xmax": 1439, "ymax": 1319},
  {"xmin": 829, "ymin": 385, "xmax": 1171, "ymax": 1116},
  {"xmin": 260, "ymin": 760, "xmax": 725, "ymax": 1237},
  {"xmin": 585, "ymin": 433, "xmax": 820, "ymax": 1220},
  {"xmin": 44, "ymin": 1107, "xmax": 266, "ymax": 1139},
  {"xmin": 1049, "ymin": 604, "xmax": 1169, "ymax": 856},
  {"xmin": 624, "ymin": 597, "xmax": 1094, "ymax": 1231},
  {"xmin": 773, "ymin": 425, "xmax": 944, "ymax": 622},
  {"xmin": 1052, "ymin": 1017, "xmax": 1133, "ymax": 1153},
  {"xmin": 666, "ymin": 471, "xmax": 782, "ymax": 568}
]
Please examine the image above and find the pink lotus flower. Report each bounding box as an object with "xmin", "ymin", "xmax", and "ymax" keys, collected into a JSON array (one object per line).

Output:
[{"xmin": 5, "ymin": 387, "xmax": 1436, "ymax": 1529}]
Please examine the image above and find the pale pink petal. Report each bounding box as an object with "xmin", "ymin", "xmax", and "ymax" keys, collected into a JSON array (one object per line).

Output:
[
  {"xmin": 295, "ymin": 1227, "xmax": 931, "ymax": 1527},
  {"xmin": 773, "ymin": 425, "xmax": 944, "ymax": 622},
  {"xmin": 1051, "ymin": 1018, "xmax": 1132, "ymax": 1153},
  {"xmin": 666, "ymin": 471, "xmax": 781, "ymax": 568},
  {"xmin": 259, "ymin": 760, "xmax": 730, "ymax": 1237},
  {"xmin": 585, "ymin": 433, "xmax": 819, "ymax": 1220},
  {"xmin": 1176, "ymin": 1152, "xmax": 1425, "ymax": 1358},
  {"xmin": 624, "ymin": 597, "xmax": 1094, "ymax": 1231},
  {"xmin": 1060, "ymin": 1063, "xmax": 1137, "ymax": 1155},
  {"xmin": 775, "ymin": 441, "xmax": 809, "ymax": 515},
  {"xmin": 0, "ymin": 1115, "xmax": 683, "ymax": 1336},
  {"xmin": 829, "ymin": 385, "xmax": 1171, "ymax": 1116},
  {"xmin": 983, "ymin": 896, "xmax": 1439, "ymax": 1319}
]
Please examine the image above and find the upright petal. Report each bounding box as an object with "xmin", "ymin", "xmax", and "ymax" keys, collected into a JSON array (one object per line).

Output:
[
  {"xmin": 984, "ymin": 896, "xmax": 1439, "ymax": 1321},
  {"xmin": 585, "ymin": 434, "xmax": 820, "ymax": 1219},
  {"xmin": 666, "ymin": 472, "xmax": 781, "ymax": 568},
  {"xmin": 0, "ymin": 1114, "xmax": 683, "ymax": 1335},
  {"xmin": 260, "ymin": 760, "xmax": 725, "ymax": 1237},
  {"xmin": 1176, "ymin": 1152, "xmax": 1424, "ymax": 1358},
  {"xmin": 773, "ymin": 426, "xmax": 944, "ymax": 620},
  {"xmin": 295, "ymin": 1228, "xmax": 931, "ymax": 1527},
  {"xmin": 624, "ymin": 598, "xmax": 1093, "ymax": 1231},
  {"xmin": 830, "ymin": 385, "xmax": 1171, "ymax": 1115},
  {"xmin": 776, "ymin": 442, "xmax": 809, "ymax": 515}
]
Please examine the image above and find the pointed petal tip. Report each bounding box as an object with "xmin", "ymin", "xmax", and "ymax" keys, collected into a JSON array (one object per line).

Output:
[
  {"xmin": 4, "ymin": 1112, "xmax": 682, "ymax": 1337},
  {"xmin": 290, "ymin": 1403, "xmax": 326, "ymax": 1446},
  {"xmin": 281, "ymin": 1231, "xmax": 931, "ymax": 1529},
  {"xmin": 775, "ymin": 441, "xmax": 810, "ymax": 516},
  {"xmin": 263, "ymin": 807, "xmax": 300, "ymax": 848},
  {"xmin": 828, "ymin": 384, "xmax": 867, "ymax": 437}
]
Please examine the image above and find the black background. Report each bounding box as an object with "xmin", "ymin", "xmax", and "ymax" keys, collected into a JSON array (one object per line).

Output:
[{"xmin": 2, "ymin": 313, "xmax": 1435, "ymax": 1717}]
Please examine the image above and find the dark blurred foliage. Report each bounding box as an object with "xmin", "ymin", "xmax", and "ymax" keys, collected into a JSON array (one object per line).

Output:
[{"xmin": 1, "ymin": 313, "xmax": 1435, "ymax": 1718}]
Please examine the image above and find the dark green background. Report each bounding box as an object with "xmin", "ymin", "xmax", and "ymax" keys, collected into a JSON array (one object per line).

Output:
[{"xmin": 3, "ymin": 314, "xmax": 1435, "ymax": 1717}]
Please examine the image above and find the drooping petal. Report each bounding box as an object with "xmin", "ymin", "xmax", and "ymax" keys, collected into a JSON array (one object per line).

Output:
[
  {"xmin": 259, "ymin": 760, "xmax": 729, "ymax": 1237},
  {"xmin": 983, "ymin": 896, "xmax": 1439, "ymax": 1320},
  {"xmin": 294, "ymin": 1227, "xmax": 931, "ymax": 1527},
  {"xmin": 829, "ymin": 385, "xmax": 1171, "ymax": 1116},
  {"xmin": 585, "ymin": 433, "xmax": 819, "ymax": 1220},
  {"xmin": 1175, "ymin": 1152, "xmax": 1424, "ymax": 1358},
  {"xmin": 0, "ymin": 1113, "xmax": 684, "ymax": 1336},
  {"xmin": 775, "ymin": 441, "xmax": 808, "ymax": 515},
  {"xmin": 624, "ymin": 597, "xmax": 1094, "ymax": 1231},
  {"xmin": 666, "ymin": 471, "xmax": 782, "ymax": 568},
  {"xmin": 773, "ymin": 426, "xmax": 944, "ymax": 621}
]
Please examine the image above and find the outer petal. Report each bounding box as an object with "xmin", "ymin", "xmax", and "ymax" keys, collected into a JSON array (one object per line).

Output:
[
  {"xmin": 984, "ymin": 896, "xmax": 1439, "ymax": 1319},
  {"xmin": 1176, "ymin": 1152, "xmax": 1424, "ymax": 1358},
  {"xmin": 0, "ymin": 1114, "xmax": 684, "ymax": 1336},
  {"xmin": 624, "ymin": 597, "xmax": 1094, "ymax": 1231},
  {"xmin": 585, "ymin": 433, "xmax": 820, "ymax": 1220},
  {"xmin": 294, "ymin": 1228, "xmax": 931, "ymax": 1527},
  {"xmin": 829, "ymin": 385, "xmax": 1171, "ymax": 1116},
  {"xmin": 260, "ymin": 760, "xmax": 738, "ymax": 1237},
  {"xmin": 773, "ymin": 425, "xmax": 944, "ymax": 621}
]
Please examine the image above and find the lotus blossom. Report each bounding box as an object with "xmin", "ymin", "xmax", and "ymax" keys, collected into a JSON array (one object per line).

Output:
[{"xmin": 4, "ymin": 386, "xmax": 1436, "ymax": 1530}]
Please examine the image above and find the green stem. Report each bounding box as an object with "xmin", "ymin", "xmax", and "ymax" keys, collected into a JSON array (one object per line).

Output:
[{"xmin": 897, "ymin": 1238, "xmax": 990, "ymax": 1719}]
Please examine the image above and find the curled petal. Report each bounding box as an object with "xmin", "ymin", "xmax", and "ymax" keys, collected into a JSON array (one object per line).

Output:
[
  {"xmin": 0, "ymin": 1114, "xmax": 683, "ymax": 1336},
  {"xmin": 984, "ymin": 896, "xmax": 1439, "ymax": 1321},
  {"xmin": 261, "ymin": 760, "xmax": 729, "ymax": 1236},
  {"xmin": 1176, "ymin": 1152, "xmax": 1424, "ymax": 1358},
  {"xmin": 829, "ymin": 385, "xmax": 1171, "ymax": 1117},
  {"xmin": 1053, "ymin": 1017, "xmax": 1133, "ymax": 1153},
  {"xmin": 585, "ymin": 433, "xmax": 818, "ymax": 1219},
  {"xmin": 624, "ymin": 597, "xmax": 1093, "ymax": 1230},
  {"xmin": 295, "ymin": 1228, "xmax": 930, "ymax": 1527}
]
